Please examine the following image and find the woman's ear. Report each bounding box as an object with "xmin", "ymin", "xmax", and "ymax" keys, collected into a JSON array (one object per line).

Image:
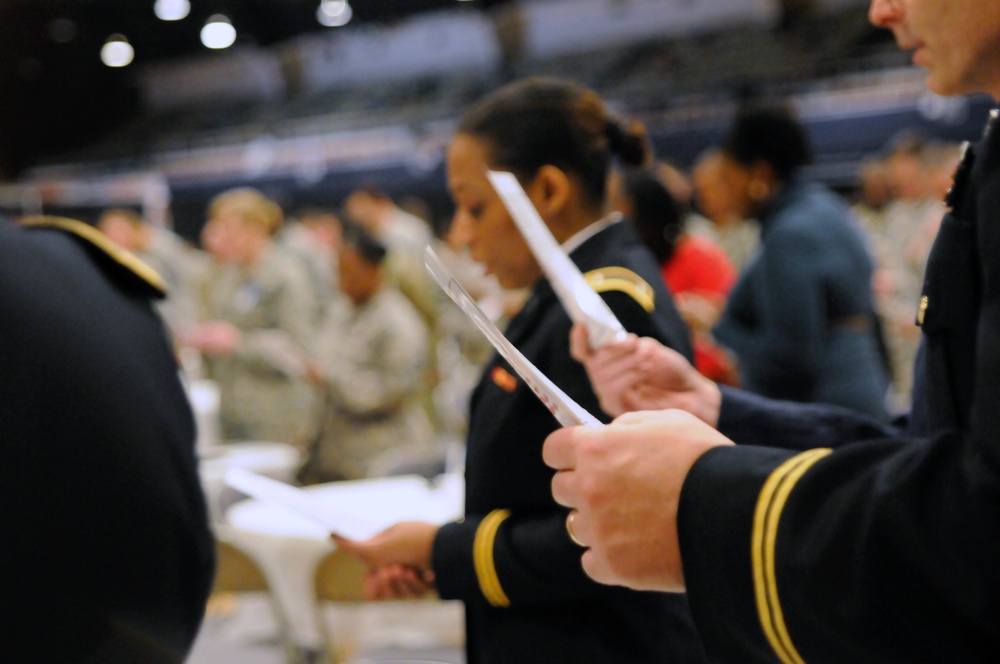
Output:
[
  {"xmin": 749, "ymin": 160, "xmax": 778, "ymax": 189},
  {"xmin": 746, "ymin": 160, "xmax": 778, "ymax": 204},
  {"xmin": 527, "ymin": 165, "xmax": 572, "ymax": 221}
]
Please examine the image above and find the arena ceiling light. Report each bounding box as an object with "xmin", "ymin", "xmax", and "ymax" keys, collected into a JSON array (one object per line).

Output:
[
  {"xmin": 101, "ymin": 34, "xmax": 134, "ymax": 67},
  {"xmin": 153, "ymin": 0, "xmax": 190, "ymax": 21},
  {"xmin": 317, "ymin": 0, "xmax": 353, "ymax": 27},
  {"xmin": 201, "ymin": 14, "xmax": 237, "ymax": 49}
]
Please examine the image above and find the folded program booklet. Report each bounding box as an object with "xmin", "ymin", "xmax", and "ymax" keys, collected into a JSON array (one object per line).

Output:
[
  {"xmin": 224, "ymin": 467, "xmax": 377, "ymax": 540},
  {"xmin": 425, "ymin": 246, "xmax": 602, "ymax": 429},
  {"xmin": 486, "ymin": 170, "xmax": 627, "ymax": 349}
]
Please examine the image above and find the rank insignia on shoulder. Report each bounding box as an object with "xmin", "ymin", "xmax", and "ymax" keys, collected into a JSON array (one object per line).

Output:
[
  {"xmin": 491, "ymin": 366, "xmax": 518, "ymax": 393},
  {"xmin": 584, "ymin": 267, "xmax": 655, "ymax": 312},
  {"xmin": 19, "ymin": 215, "xmax": 168, "ymax": 296}
]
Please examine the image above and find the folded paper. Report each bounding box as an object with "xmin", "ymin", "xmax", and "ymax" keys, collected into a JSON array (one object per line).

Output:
[
  {"xmin": 224, "ymin": 467, "xmax": 377, "ymax": 540},
  {"xmin": 426, "ymin": 246, "xmax": 602, "ymax": 428},
  {"xmin": 486, "ymin": 169, "xmax": 627, "ymax": 348}
]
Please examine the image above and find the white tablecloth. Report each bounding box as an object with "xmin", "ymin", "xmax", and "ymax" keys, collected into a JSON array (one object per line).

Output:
[{"xmin": 225, "ymin": 473, "xmax": 464, "ymax": 648}]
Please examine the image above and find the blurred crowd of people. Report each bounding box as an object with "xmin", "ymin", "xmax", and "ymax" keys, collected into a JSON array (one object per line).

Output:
[
  {"xmin": 98, "ymin": 185, "xmax": 508, "ymax": 485},
  {"xmin": 614, "ymin": 112, "xmax": 960, "ymax": 422},
  {"xmin": 95, "ymin": 105, "xmax": 960, "ymax": 488},
  {"xmin": 852, "ymin": 131, "xmax": 963, "ymax": 412},
  {"xmin": 604, "ymin": 105, "xmax": 955, "ymax": 424}
]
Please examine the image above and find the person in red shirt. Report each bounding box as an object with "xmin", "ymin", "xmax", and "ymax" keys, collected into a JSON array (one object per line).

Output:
[{"xmin": 613, "ymin": 167, "xmax": 739, "ymax": 384}]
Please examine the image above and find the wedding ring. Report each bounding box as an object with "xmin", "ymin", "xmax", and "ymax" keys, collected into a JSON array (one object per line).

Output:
[{"xmin": 566, "ymin": 509, "xmax": 586, "ymax": 548}]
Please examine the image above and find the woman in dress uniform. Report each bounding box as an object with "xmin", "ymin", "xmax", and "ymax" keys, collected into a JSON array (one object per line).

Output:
[{"xmin": 335, "ymin": 77, "xmax": 706, "ymax": 663}]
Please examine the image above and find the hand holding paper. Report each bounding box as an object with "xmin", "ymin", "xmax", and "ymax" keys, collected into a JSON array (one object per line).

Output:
[
  {"xmin": 486, "ymin": 169, "xmax": 627, "ymax": 349},
  {"xmin": 334, "ymin": 521, "xmax": 439, "ymax": 579}
]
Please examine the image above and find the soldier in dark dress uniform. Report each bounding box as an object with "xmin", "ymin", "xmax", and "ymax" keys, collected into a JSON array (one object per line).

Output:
[
  {"xmin": 336, "ymin": 78, "xmax": 707, "ymax": 663},
  {"xmin": 0, "ymin": 217, "xmax": 215, "ymax": 663},
  {"xmin": 544, "ymin": 1, "xmax": 1000, "ymax": 661}
]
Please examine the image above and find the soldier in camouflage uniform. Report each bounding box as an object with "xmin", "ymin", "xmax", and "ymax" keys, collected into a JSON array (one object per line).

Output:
[
  {"xmin": 303, "ymin": 221, "xmax": 434, "ymax": 482},
  {"xmin": 344, "ymin": 187, "xmax": 442, "ymax": 421},
  {"xmin": 276, "ymin": 207, "xmax": 341, "ymax": 326},
  {"xmin": 184, "ymin": 187, "xmax": 318, "ymax": 445}
]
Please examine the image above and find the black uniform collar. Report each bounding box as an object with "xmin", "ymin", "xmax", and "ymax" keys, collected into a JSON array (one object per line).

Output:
[{"xmin": 522, "ymin": 219, "xmax": 631, "ymax": 306}]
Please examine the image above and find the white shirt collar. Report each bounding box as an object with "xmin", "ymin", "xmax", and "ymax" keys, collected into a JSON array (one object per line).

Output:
[{"xmin": 560, "ymin": 212, "xmax": 623, "ymax": 256}]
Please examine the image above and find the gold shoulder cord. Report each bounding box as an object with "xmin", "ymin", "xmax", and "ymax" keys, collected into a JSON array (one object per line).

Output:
[
  {"xmin": 20, "ymin": 216, "xmax": 168, "ymax": 294},
  {"xmin": 584, "ymin": 267, "xmax": 655, "ymax": 312}
]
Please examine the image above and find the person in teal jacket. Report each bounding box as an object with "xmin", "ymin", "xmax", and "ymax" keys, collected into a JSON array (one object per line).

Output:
[{"xmin": 711, "ymin": 103, "xmax": 890, "ymax": 420}]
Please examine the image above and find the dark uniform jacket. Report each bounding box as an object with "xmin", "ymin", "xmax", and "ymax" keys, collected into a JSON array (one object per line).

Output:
[
  {"xmin": 0, "ymin": 218, "xmax": 215, "ymax": 663},
  {"xmin": 677, "ymin": 111, "xmax": 1000, "ymax": 662},
  {"xmin": 432, "ymin": 220, "xmax": 706, "ymax": 663}
]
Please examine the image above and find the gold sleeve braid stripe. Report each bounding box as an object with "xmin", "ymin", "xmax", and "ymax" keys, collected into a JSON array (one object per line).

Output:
[
  {"xmin": 473, "ymin": 509, "xmax": 512, "ymax": 608},
  {"xmin": 752, "ymin": 448, "xmax": 833, "ymax": 664},
  {"xmin": 19, "ymin": 216, "xmax": 168, "ymax": 294},
  {"xmin": 584, "ymin": 267, "xmax": 655, "ymax": 312}
]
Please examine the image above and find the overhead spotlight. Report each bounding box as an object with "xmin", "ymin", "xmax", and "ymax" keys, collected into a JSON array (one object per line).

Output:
[
  {"xmin": 320, "ymin": 0, "xmax": 348, "ymax": 17},
  {"xmin": 154, "ymin": 0, "xmax": 191, "ymax": 21},
  {"xmin": 201, "ymin": 14, "xmax": 237, "ymax": 49},
  {"xmin": 101, "ymin": 34, "xmax": 134, "ymax": 68},
  {"xmin": 317, "ymin": 0, "xmax": 352, "ymax": 27}
]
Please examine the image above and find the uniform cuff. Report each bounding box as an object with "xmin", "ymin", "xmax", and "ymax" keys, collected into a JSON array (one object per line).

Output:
[
  {"xmin": 432, "ymin": 516, "xmax": 486, "ymax": 603},
  {"xmin": 677, "ymin": 444, "xmax": 798, "ymax": 662}
]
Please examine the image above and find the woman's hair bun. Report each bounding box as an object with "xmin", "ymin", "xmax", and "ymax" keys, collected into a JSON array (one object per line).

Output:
[{"xmin": 606, "ymin": 118, "xmax": 651, "ymax": 168}]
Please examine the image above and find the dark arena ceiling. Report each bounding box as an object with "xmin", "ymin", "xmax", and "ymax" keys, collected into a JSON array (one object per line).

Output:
[
  {"xmin": 0, "ymin": 0, "xmax": 512, "ymax": 176},
  {"xmin": 1, "ymin": 0, "xmax": 513, "ymax": 63}
]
